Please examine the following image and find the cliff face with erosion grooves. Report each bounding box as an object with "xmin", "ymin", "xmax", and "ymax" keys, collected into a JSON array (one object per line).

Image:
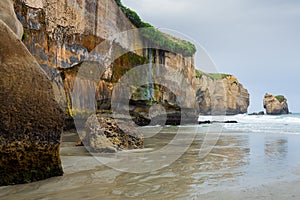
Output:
[
  {"xmin": 12, "ymin": 0, "xmax": 249, "ymax": 123},
  {"xmin": 13, "ymin": 0, "xmax": 197, "ymax": 122},
  {"xmin": 0, "ymin": 0, "xmax": 64, "ymax": 186},
  {"xmin": 194, "ymin": 71, "xmax": 250, "ymax": 115},
  {"xmin": 264, "ymin": 93, "xmax": 289, "ymax": 115}
]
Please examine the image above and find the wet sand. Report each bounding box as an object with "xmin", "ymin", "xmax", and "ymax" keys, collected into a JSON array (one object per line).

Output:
[
  {"xmin": 200, "ymin": 175, "xmax": 300, "ymax": 200},
  {"xmin": 1, "ymin": 126, "xmax": 300, "ymax": 199}
]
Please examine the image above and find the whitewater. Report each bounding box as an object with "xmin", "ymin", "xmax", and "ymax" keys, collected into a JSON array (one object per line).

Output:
[{"xmin": 198, "ymin": 114, "xmax": 300, "ymax": 135}]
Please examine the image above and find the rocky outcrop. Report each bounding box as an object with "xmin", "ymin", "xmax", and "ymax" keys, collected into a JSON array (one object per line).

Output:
[
  {"xmin": 195, "ymin": 72, "xmax": 249, "ymax": 115},
  {"xmin": 249, "ymin": 111, "xmax": 265, "ymax": 115},
  {"xmin": 263, "ymin": 93, "xmax": 289, "ymax": 115},
  {"xmin": 0, "ymin": 11, "xmax": 64, "ymax": 186},
  {"xmin": 13, "ymin": 0, "xmax": 197, "ymax": 123},
  {"xmin": 81, "ymin": 114, "xmax": 144, "ymax": 152},
  {"xmin": 11, "ymin": 0, "xmax": 249, "ymax": 123}
]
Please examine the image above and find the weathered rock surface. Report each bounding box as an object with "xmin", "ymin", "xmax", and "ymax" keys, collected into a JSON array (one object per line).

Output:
[
  {"xmin": 13, "ymin": 0, "xmax": 196, "ymax": 123},
  {"xmin": 0, "ymin": 18, "xmax": 64, "ymax": 185},
  {"xmin": 23, "ymin": 0, "xmax": 43, "ymax": 8},
  {"xmin": 263, "ymin": 93, "xmax": 289, "ymax": 115},
  {"xmin": 81, "ymin": 114, "xmax": 144, "ymax": 152},
  {"xmin": 12, "ymin": 0, "xmax": 250, "ymax": 120},
  {"xmin": 0, "ymin": 0, "xmax": 23, "ymax": 39},
  {"xmin": 13, "ymin": 0, "xmax": 142, "ymax": 73},
  {"xmin": 195, "ymin": 73, "xmax": 249, "ymax": 115}
]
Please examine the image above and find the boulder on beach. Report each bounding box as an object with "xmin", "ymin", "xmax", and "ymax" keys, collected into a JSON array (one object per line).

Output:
[
  {"xmin": 263, "ymin": 93, "xmax": 289, "ymax": 115},
  {"xmin": 0, "ymin": 16, "xmax": 64, "ymax": 185},
  {"xmin": 80, "ymin": 114, "xmax": 144, "ymax": 152}
]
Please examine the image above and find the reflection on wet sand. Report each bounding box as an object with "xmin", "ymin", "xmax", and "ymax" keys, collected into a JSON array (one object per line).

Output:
[
  {"xmin": 101, "ymin": 127, "xmax": 251, "ymax": 199},
  {"xmin": 264, "ymin": 137, "xmax": 288, "ymax": 161}
]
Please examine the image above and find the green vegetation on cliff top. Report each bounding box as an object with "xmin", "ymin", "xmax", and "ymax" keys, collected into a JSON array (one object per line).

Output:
[
  {"xmin": 115, "ymin": 0, "xmax": 196, "ymax": 57},
  {"xmin": 195, "ymin": 69, "xmax": 231, "ymax": 80},
  {"xmin": 275, "ymin": 95, "xmax": 286, "ymax": 103}
]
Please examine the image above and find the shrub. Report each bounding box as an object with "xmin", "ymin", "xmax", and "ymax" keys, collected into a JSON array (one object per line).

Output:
[
  {"xmin": 115, "ymin": 0, "xmax": 196, "ymax": 57},
  {"xmin": 195, "ymin": 69, "xmax": 230, "ymax": 80},
  {"xmin": 275, "ymin": 95, "xmax": 286, "ymax": 103}
]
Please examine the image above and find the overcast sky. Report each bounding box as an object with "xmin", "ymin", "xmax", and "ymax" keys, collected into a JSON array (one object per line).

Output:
[{"xmin": 122, "ymin": 0, "xmax": 300, "ymax": 112}]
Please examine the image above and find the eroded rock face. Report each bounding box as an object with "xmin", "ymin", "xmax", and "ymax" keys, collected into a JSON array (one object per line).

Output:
[
  {"xmin": 81, "ymin": 114, "xmax": 144, "ymax": 152},
  {"xmin": 13, "ymin": 0, "xmax": 141, "ymax": 73},
  {"xmin": 0, "ymin": 19, "xmax": 64, "ymax": 185},
  {"xmin": 12, "ymin": 0, "xmax": 198, "ymax": 110},
  {"xmin": 195, "ymin": 74, "xmax": 250, "ymax": 115},
  {"xmin": 263, "ymin": 93, "xmax": 289, "ymax": 115},
  {"xmin": 0, "ymin": 0, "xmax": 23, "ymax": 39},
  {"xmin": 12, "ymin": 0, "xmax": 249, "ymax": 122}
]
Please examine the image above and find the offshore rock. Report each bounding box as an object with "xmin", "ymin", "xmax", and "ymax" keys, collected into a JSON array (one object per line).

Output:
[
  {"xmin": 263, "ymin": 93, "xmax": 289, "ymax": 115},
  {"xmin": 0, "ymin": 19, "xmax": 64, "ymax": 185},
  {"xmin": 249, "ymin": 111, "xmax": 265, "ymax": 115},
  {"xmin": 199, "ymin": 120, "xmax": 238, "ymax": 124},
  {"xmin": 81, "ymin": 114, "xmax": 144, "ymax": 152}
]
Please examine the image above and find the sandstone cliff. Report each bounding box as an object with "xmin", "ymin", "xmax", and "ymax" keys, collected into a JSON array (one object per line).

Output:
[
  {"xmin": 194, "ymin": 71, "xmax": 250, "ymax": 115},
  {"xmin": 12, "ymin": 0, "xmax": 249, "ymax": 122},
  {"xmin": 13, "ymin": 0, "xmax": 197, "ymax": 122},
  {"xmin": 263, "ymin": 93, "xmax": 289, "ymax": 115}
]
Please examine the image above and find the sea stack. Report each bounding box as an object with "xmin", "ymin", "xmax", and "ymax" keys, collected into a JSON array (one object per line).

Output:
[
  {"xmin": 195, "ymin": 71, "xmax": 250, "ymax": 115},
  {"xmin": 263, "ymin": 93, "xmax": 289, "ymax": 115}
]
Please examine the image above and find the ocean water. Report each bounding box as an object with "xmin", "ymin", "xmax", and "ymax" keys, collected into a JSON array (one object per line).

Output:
[
  {"xmin": 2, "ymin": 114, "xmax": 300, "ymax": 199},
  {"xmin": 197, "ymin": 113, "xmax": 300, "ymax": 189},
  {"xmin": 199, "ymin": 113, "xmax": 300, "ymax": 135},
  {"xmin": 226, "ymin": 113, "xmax": 300, "ymax": 135}
]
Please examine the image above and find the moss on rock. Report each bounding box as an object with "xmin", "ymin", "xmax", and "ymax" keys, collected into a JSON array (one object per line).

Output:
[
  {"xmin": 115, "ymin": 0, "xmax": 196, "ymax": 57},
  {"xmin": 275, "ymin": 95, "xmax": 286, "ymax": 103},
  {"xmin": 0, "ymin": 19, "xmax": 64, "ymax": 185},
  {"xmin": 195, "ymin": 69, "xmax": 231, "ymax": 80}
]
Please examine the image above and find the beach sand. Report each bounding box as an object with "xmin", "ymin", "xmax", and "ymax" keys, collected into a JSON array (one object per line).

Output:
[{"xmin": 1, "ymin": 129, "xmax": 300, "ymax": 199}]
